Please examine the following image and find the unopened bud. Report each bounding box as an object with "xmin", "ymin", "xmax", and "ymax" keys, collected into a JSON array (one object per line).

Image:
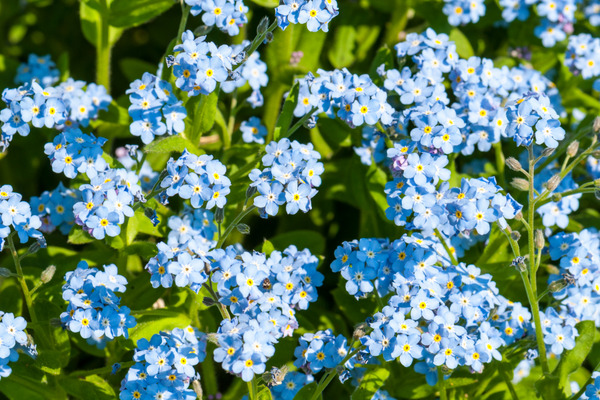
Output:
[
  {"xmin": 353, "ymin": 322, "xmax": 370, "ymax": 341},
  {"xmin": 440, "ymin": 365, "xmax": 453, "ymax": 374},
  {"xmin": 548, "ymin": 279, "xmax": 568, "ymax": 293},
  {"xmin": 511, "ymin": 231, "xmax": 521, "ymax": 241},
  {"xmin": 194, "ymin": 24, "xmax": 213, "ymax": 36},
  {"xmin": 0, "ymin": 268, "xmax": 12, "ymax": 277},
  {"xmin": 593, "ymin": 151, "xmax": 600, "ymax": 159},
  {"xmin": 545, "ymin": 174, "xmax": 561, "ymax": 192},
  {"xmin": 41, "ymin": 265, "xmax": 56, "ymax": 284},
  {"xmin": 236, "ymin": 223, "xmax": 250, "ymax": 235},
  {"xmin": 541, "ymin": 147, "xmax": 555, "ymax": 157},
  {"xmin": 511, "ymin": 178, "xmax": 529, "ymax": 191},
  {"xmin": 515, "ymin": 212, "xmax": 524, "ymax": 221},
  {"xmin": 202, "ymin": 297, "xmax": 216, "ymax": 307},
  {"xmin": 192, "ymin": 380, "xmax": 203, "ymax": 400},
  {"xmin": 214, "ymin": 207, "xmax": 224, "ymax": 224},
  {"xmin": 535, "ymin": 230, "xmax": 544, "ymax": 250},
  {"xmin": 595, "ymin": 188, "xmax": 600, "ymax": 201},
  {"xmin": 566, "ymin": 141, "xmax": 579, "ymax": 157},
  {"xmin": 246, "ymin": 185, "xmax": 257, "ymax": 200},
  {"xmin": 552, "ymin": 193, "xmax": 562, "ymax": 202},
  {"xmin": 506, "ymin": 157, "xmax": 523, "ymax": 172},
  {"xmin": 50, "ymin": 318, "xmax": 63, "ymax": 328},
  {"xmin": 26, "ymin": 240, "xmax": 44, "ymax": 256},
  {"xmin": 264, "ymin": 31, "xmax": 274, "ymax": 43},
  {"xmin": 206, "ymin": 333, "xmax": 220, "ymax": 345},
  {"xmin": 511, "ymin": 256, "xmax": 527, "ymax": 272},
  {"xmin": 594, "ymin": 117, "xmax": 600, "ymax": 133},
  {"xmin": 204, "ymin": 262, "xmax": 211, "ymax": 275},
  {"xmin": 257, "ymin": 16, "xmax": 269, "ymax": 35}
]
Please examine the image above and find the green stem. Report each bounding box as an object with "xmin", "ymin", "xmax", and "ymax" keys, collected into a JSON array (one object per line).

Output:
[
  {"xmin": 285, "ymin": 107, "xmax": 319, "ymax": 139},
  {"xmin": 214, "ymin": 205, "xmax": 257, "ymax": 249},
  {"xmin": 202, "ymin": 282, "xmax": 231, "ymax": 320},
  {"xmin": 434, "ymin": 228, "xmax": 457, "ymax": 265},
  {"xmin": 225, "ymin": 90, "xmax": 238, "ymax": 150},
  {"xmin": 234, "ymin": 20, "xmax": 278, "ymax": 71},
  {"xmin": 499, "ymin": 364, "xmax": 520, "ymax": 400},
  {"xmin": 535, "ymin": 187, "xmax": 598, "ymax": 208},
  {"xmin": 6, "ymin": 234, "xmax": 38, "ymax": 324},
  {"xmin": 569, "ymin": 359, "xmax": 600, "ymax": 400},
  {"xmin": 247, "ymin": 378, "xmax": 258, "ymax": 400},
  {"xmin": 438, "ymin": 368, "xmax": 447, "ymax": 400},
  {"xmin": 96, "ymin": 0, "xmax": 111, "ymax": 92},
  {"xmin": 494, "ymin": 142, "xmax": 506, "ymax": 189},
  {"xmin": 160, "ymin": 4, "xmax": 191, "ymax": 81}
]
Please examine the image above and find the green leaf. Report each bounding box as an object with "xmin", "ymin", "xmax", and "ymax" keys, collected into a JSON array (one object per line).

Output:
[
  {"xmin": 80, "ymin": 1, "xmax": 123, "ymax": 47},
  {"xmin": 97, "ymin": 101, "xmax": 130, "ymax": 125},
  {"xmin": 125, "ymin": 214, "xmax": 138, "ymax": 245},
  {"xmin": 269, "ymin": 230, "xmax": 326, "ymax": 256},
  {"xmin": 128, "ymin": 309, "xmax": 192, "ymax": 343},
  {"xmin": 293, "ymin": 382, "xmax": 320, "ymax": 400},
  {"xmin": 449, "ymin": 28, "xmax": 475, "ymax": 59},
  {"xmin": 68, "ymin": 226, "xmax": 95, "ymax": 245},
  {"xmin": 554, "ymin": 320, "xmax": 596, "ymax": 396},
  {"xmin": 273, "ymin": 82, "xmax": 300, "ymax": 141},
  {"xmin": 351, "ymin": 368, "xmax": 390, "ymax": 400},
  {"xmin": 188, "ymin": 91, "xmax": 219, "ymax": 144},
  {"xmin": 32, "ymin": 301, "xmax": 71, "ymax": 371},
  {"xmin": 119, "ymin": 58, "xmax": 159, "ymax": 82},
  {"xmin": 249, "ymin": 0, "xmax": 278, "ymax": 7},
  {"xmin": 369, "ymin": 46, "xmax": 395, "ymax": 83},
  {"xmin": 328, "ymin": 25, "xmax": 357, "ymax": 68},
  {"xmin": 262, "ymin": 239, "xmax": 275, "ymax": 256},
  {"xmin": 535, "ymin": 374, "xmax": 564, "ymax": 400},
  {"xmin": 61, "ymin": 375, "xmax": 116, "ymax": 400},
  {"xmin": 109, "ymin": 0, "xmax": 175, "ymax": 28},
  {"xmin": 258, "ymin": 386, "xmax": 273, "ymax": 400},
  {"xmin": 144, "ymin": 135, "xmax": 203, "ymax": 155}
]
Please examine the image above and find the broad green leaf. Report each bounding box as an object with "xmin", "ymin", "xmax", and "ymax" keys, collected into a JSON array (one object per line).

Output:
[
  {"xmin": 120, "ymin": 271, "xmax": 163, "ymax": 310},
  {"xmin": 119, "ymin": 58, "xmax": 158, "ymax": 82},
  {"xmin": 57, "ymin": 52, "xmax": 70, "ymax": 81},
  {"xmin": 80, "ymin": 1, "xmax": 123, "ymax": 47},
  {"xmin": 105, "ymin": 234, "xmax": 124, "ymax": 249},
  {"xmin": 535, "ymin": 374, "xmax": 565, "ymax": 400},
  {"xmin": 96, "ymin": 101, "xmax": 130, "ymax": 125},
  {"xmin": 68, "ymin": 226, "xmax": 95, "ymax": 245},
  {"xmin": 122, "ymin": 242, "xmax": 159, "ymax": 259},
  {"xmin": 258, "ymin": 386, "xmax": 273, "ymax": 400},
  {"xmin": 293, "ymin": 382, "xmax": 321, "ymax": 400},
  {"xmin": 273, "ymin": 82, "xmax": 300, "ymax": 141},
  {"xmin": 554, "ymin": 320, "xmax": 596, "ymax": 396},
  {"xmin": 188, "ymin": 91, "xmax": 219, "ymax": 144},
  {"xmin": 60, "ymin": 375, "xmax": 116, "ymax": 400},
  {"xmin": 269, "ymin": 230, "xmax": 326, "ymax": 256},
  {"xmin": 449, "ymin": 28, "xmax": 475, "ymax": 59},
  {"xmin": 125, "ymin": 214, "xmax": 138, "ymax": 245},
  {"xmin": 262, "ymin": 239, "xmax": 275, "ymax": 256},
  {"xmin": 351, "ymin": 368, "xmax": 390, "ymax": 400},
  {"xmin": 250, "ymin": 0, "xmax": 278, "ymax": 6},
  {"xmin": 332, "ymin": 283, "xmax": 378, "ymax": 323},
  {"xmin": 128, "ymin": 309, "xmax": 192, "ymax": 343},
  {"xmin": 32, "ymin": 301, "xmax": 71, "ymax": 371},
  {"xmin": 0, "ymin": 364, "xmax": 66, "ymax": 400},
  {"xmin": 328, "ymin": 25, "xmax": 357, "ymax": 68},
  {"xmin": 144, "ymin": 135, "xmax": 203, "ymax": 155},
  {"xmin": 109, "ymin": 0, "xmax": 175, "ymax": 28}
]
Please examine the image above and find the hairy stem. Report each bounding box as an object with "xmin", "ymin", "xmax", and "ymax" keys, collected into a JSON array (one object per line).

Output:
[{"xmin": 6, "ymin": 234, "xmax": 38, "ymax": 324}]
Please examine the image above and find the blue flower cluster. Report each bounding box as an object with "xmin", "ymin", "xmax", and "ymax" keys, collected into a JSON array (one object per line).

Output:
[
  {"xmin": 276, "ymin": 0, "xmax": 339, "ymax": 32},
  {"xmin": 145, "ymin": 208, "xmax": 216, "ymax": 291},
  {"xmin": 293, "ymin": 68, "xmax": 393, "ymax": 129},
  {"xmin": 534, "ymin": 165, "xmax": 581, "ymax": 229},
  {"xmin": 443, "ymin": 0, "xmax": 485, "ymax": 25},
  {"xmin": 585, "ymin": 1, "xmax": 600, "ymax": 26},
  {"xmin": 385, "ymin": 149, "xmax": 522, "ymax": 237},
  {"xmin": 161, "ymin": 150, "xmax": 231, "ymax": 210},
  {"xmin": 211, "ymin": 245, "xmax": 323, "ymax": 381},
  {"xmin": 588, "ymin": 155, "xmax": 600, "ymax": 179},
  {"xmin": 14, "ymin": 54, "xmax": 59, "ymax": 87},
  {"xmin": 0, "ymin": 78, "xmax": 111, "ymax": 150},
  {"xmin": 249, "ymin": 138, "xmax": 323, "ymax": 217},
  {"xmin": 73, "ymin": 168, "xmax": 140, "ymax": 239},
  {"xmin": 44, "ymin": 128, "xmax": 108, "ymax": 179},
  {"xmin": 240, "ymin": 117, "xmax": 267, "ymax": 144},
  {"xmin": 547, "ymin": 229, "xmax": 600, "ymax": 325},
  {"xmin": 353, "ymin": 126, "xmax": 386, "ymax": 166},
  {"xmin": 127, "ymin": 72, "xmax": 187, "ymax": 145},
  {"xmin": 584, "ymin": 371, "xmax": 600, "ymax": 399},
  {"xmin": 565, "ymin": 34, "xmax": 600, "ymax": 81},
  {"xmin": 184, "ymin": 0, "xmax": 249, "ymax": 36},
  {"xmin": 0, "ymin": 184, "xmax": 44, "ymax": 251},
  {"xmin": 294, "ymin": 329, "xmax": 349, "ymax": 374},
  {"xmin": 30, "ymin": 182, "xmax": 77, "ymax": 235},
  {"xmin": 505, "ymin": 93, "xmax": 565, "ymax": 148},
  {"xmin": 116, "ymin": 146, "xmax": 160, "ymax": 193},
  {"xmin": 60, "ymin": 261, "xmax": 136, "ymax": 345},
  {"xmin": 119, "ymin": 328, "xmax": 207, "ymax": 400},
  {"xmin": 0, "ymin": 312, "xmax": 29, "ymax": 380},
  {"xmin": 221, "ymin": 41, "xmax": 268, "ymax": 108},
  {"xmin": 330, "ymin": 234, "xmax": 532, "ymax": 384}
]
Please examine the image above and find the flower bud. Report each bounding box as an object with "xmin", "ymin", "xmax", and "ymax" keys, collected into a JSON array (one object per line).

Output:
[
  {"xmin": 25, "ymin": 240, "xmax": 44, "ymax": 256},
  {"xmin": 511, "ymin": 256, "xmax": 527, "ymax": 272},
  {"xmin": 194, "ymin": 24, "xmax": 213, "ymax": 36},
  {"xmin": 594, "ymin": 116, "xmax": 600, "ymax": 133},
  {"xmin": 596, "ymin": 188, "xmax": 600, "ymax": 201},
  {"xmin": 545, "ymin": 174, "xmax": 561, "ymax": 192},
  {"xmin": 264, "ymin": 31, "xmax": 274, "ymax": 43},
  {"xmin": 202, "ymin": 297, "xmax": 216, "ymax": 307},
  {"xmin": 50, "ymin": 318, "xmax": 63, "ymax": 328},
  {"xmin": 567, "ymin": 141, "xmax": 579, "ymax": 157},
  {"xmin": 257, "ymin": 16, "xmax": 269, "ymax": 35},
  {"xmin": 506, "ymin": 157, "xmax": 523, "ymax": 172},
  {"xmin": 204, "ymin": 262, "xmax": 212, "ymax": 275},
  {"xmin": 440, "ymin": 365, "xmax": 453, "ymax": 374},
  {"xmin": 246, "ymin": 185, "xmax": 257, "ymax": 201},
  {"xmin": 511, "ymin": 231, "xmax": 521, "ymax": 241},
  {"xmin": 0, "ymin": 268, "xmax": 12, "ymax": 277},
  {"xmin": 535, "ymin": 230, "xmax": 544, "ymax": 250},
  {"xmin": 41, "ymin": 265, "xmax": 56, "ymax": 284},
  {"xmin": 236, "ymin": 223, "xmax": 250, "ymax": 235},
  {"xmin": 541, "ymin": 147, "xmax": 555, "ymax": 157},
  {"xmin": 353, "ymin": 322, "xmax": 370, "ymax": 341},
  {"xmin": 548, "ymin": 279, "xmax": 568, "ymax": 293},
  {"xmin": 192, "ymin": 380, "xmax": 203, "ymax": 400},
  {"xmin": 215, "ymin": 207, "xmax": 224, "ymax": 224},
  {"xmin": 510, "ymin": 178, "xmax": 529, "ymax": 191},
  {"xmin": 206, "ymin": 333, "xmax": 220, "ymax": 345},
  {"xmin": 152, "ymin": 298, "xmax": 166, "ymax": 309},
  {"xmin": 552, "ymin": 193, "xmax": 562, "ymax": 202},
  {"xmin": 515, "ymin": 212, "xmax": 524, "ymax": 221}
]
